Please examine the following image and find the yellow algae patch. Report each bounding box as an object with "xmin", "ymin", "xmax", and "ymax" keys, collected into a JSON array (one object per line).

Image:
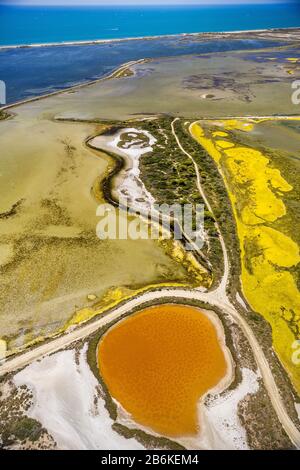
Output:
[
  {"xmin": 223, "ymin": 146, "xmax": 292, "ymax": 225},
  {"xmin": 250, "ymin": 226, "xmax": 300, "ymax": 268},
  {"xmin": 66, "ymin": 285, "xmax": 162, "ymax": 326},
  {"xmin": 216, "ymin": 140, "xmax": 235, "ymax": 149},
  {"xmin": 98, "ymin": 304, "xmax": 228, "ymax": 437},
  {"xmin": 170, "ymin": 241, "xmax": 185, "ymax": 262},
  {"xmin": 66, "ymin": 282, "xmax": 189, "ymax": 328},
  {"xmin": 212, "ymin": 131, "xmax": 229, "ymax": 138},
  {"xmin": 213, "ymin": 119, "xmax": 254, "ymax": 132},
  {"xmin": 101, "ymin": 286, "xmax": 132, "ymax": 304},
  {"xmin": 242, "ymin": 263, "xmax": 300, "ymax": 391},
  {"xmin": 191, "ymin": 120, "xmax": 300, "ymax": 393},
  {"xmin": 190, "ymin": 123, "xmax": 222, "ymax": 163},
  {"xmin": 159, "ymin": 238, "xmax": 212, "ymax": 287},
  {"xmin": 287, "ymin": 58, "xmax": 299, "ymax": 63}
]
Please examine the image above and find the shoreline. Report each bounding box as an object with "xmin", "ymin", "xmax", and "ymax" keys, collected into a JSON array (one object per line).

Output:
[
  {"xmin": 0, "ymin": 26, "xmax": 299, "ymax": 50},
  {"xmin": 0, "ymin": 58, "xmax": 146, "ymax": 112}
]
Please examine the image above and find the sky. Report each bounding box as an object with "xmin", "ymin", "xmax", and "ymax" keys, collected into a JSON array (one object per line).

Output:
[{"xmin": 0, "ymin": 0, "xmax": 297, "ymax": 5}]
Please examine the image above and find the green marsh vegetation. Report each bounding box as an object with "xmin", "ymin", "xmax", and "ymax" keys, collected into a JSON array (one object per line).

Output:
[{"xmin": 132, "ymin": 117, "xmax": 237, "ymax": 287}]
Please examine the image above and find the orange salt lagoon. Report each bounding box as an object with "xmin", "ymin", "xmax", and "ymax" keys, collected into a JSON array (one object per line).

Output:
[{"xmin": 98, "ymin": 304, "xmax": 229, "ymax": 437}]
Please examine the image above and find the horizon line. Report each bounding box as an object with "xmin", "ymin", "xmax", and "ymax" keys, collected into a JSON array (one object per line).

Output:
[{"xmin": 0, "ymin": 1, "xmax": 297, "ymax": 6}]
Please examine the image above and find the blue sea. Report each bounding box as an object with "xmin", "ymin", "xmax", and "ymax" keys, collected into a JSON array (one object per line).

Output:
[{"xmin": 0, "ymin": 4, "xmax": 300, "ymax": 46}]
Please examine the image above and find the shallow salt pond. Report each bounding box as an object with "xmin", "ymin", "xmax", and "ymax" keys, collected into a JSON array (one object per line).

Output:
[{"xmin": 98, "ymin": 304, "xmax": 228, "ymax": 437}]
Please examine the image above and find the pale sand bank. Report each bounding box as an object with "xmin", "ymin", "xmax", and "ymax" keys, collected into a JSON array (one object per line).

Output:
[
  {"xmin": 14, "ymin": 345, "xmax": 143, "ymax": 450},
  {"xmin": 1, "ymin": 27, "xmax": 299, "ymax": 50},
  {"xmin": 89, "ymin": 127, "xmax": 156, "ymax": 213}
]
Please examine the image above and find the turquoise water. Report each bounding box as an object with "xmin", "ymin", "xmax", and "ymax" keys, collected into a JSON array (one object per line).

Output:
[{"xmin": 0, "ymin": 4, "xmax": 300, "ymax": 46}]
